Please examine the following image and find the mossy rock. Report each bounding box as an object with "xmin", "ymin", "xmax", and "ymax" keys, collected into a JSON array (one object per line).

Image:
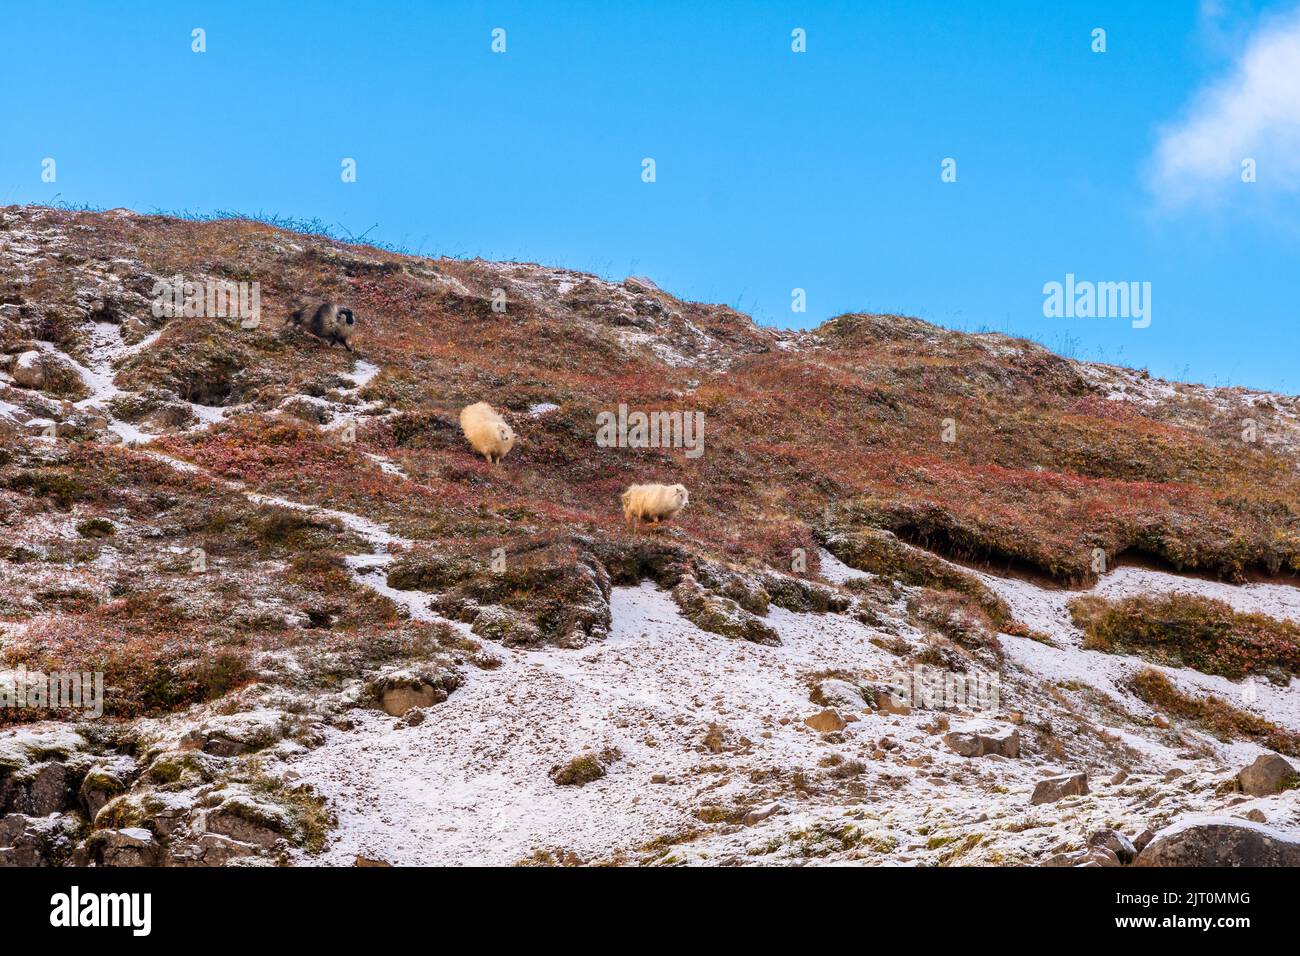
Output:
[
  {"xmin": 471, "ymin": 605, "xmax": 542, "ymax": 647},
  {"xmin": 672, "ymin": 574, "xmax": 780, "ymax": 645}
]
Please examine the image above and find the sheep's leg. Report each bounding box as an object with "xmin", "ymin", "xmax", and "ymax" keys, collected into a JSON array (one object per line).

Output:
[{"xmin": 343, "ymin": 341, "xmax": 353, "ymax": 353}]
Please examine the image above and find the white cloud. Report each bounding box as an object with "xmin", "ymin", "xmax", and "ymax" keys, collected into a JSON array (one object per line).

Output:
[{"xmin": 1151, "ymin": 7, "xmax": 1300, "ymax": 205}]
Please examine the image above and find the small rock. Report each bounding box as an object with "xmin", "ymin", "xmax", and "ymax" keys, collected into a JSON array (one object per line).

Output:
[
  {"xmin": 1163, "ymin": 767, "xmax": 1186, "ymax": 782},
  {"xmin": 804, "ymin": 709, "xmax": 847, "ymax": 734},
  {"xmin": 873, "ymin": 692, "xmax": 912, "ymax": 716},
  {"xmin": 10, "ymin": 350, "xmax": 45, "ymax": 389},
  {"xmin": 1109, "ymin": 769, "xmax": 1128, "ymax": 786},
  {"xmin": 1085, "ymin": 846, "xmax": 1122, "ymax": 867},
  {"xmin": 1088, "ymin": 828, "xmax": 1137, "ymax": 865},
  {"xmin": 355, "ymin": 855, "xmax": 393, "ymax": 867},
  {"xmin": 1031, "ymin": 772, "xmax": 1089, "ymax": 805},
  {"xmin": 943, "ymin": 728, "xmax": 1020, "ymax": 759},
  {"xmin": 1152, "ymin": 714, "xmax": 1171, "ymax": 729},
  {"xmin": 1242, "ymin": 808, "xmax": 1268, "ymax": 824}
]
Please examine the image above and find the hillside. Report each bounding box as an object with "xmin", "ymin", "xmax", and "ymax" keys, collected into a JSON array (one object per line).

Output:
[{"xmin": 3, "ymin": 204, "xmax": 1300, "ymax": 867}]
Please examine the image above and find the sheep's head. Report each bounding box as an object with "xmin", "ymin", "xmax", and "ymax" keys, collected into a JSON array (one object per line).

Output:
[
  {"xmin": 336, "ymin": 307, "xmax": 357, "ymax": 337},
  {"xmin": 498, "ymin": 422, "xmax": 516, "ymax": 448},
  {"xmin": 673, "ymin": 484, "xmax": 689, "ymax": 508}
]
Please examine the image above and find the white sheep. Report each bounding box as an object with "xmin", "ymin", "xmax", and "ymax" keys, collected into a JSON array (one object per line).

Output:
[
  {"xmin": 621, "ymin": 483, "xmax": 689, "ymax": 529},
  {"xmin": 459, "ymin": 401, "xmax": 516, "ymax": 465}
]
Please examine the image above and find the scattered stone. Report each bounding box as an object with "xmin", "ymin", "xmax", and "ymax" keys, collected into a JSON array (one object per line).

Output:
[
  {"xmin": 1242, "ymin": 808, "xmax": 1268, "ymax": 824},
  {"xmin": 1163, "ymin": 767, "xmax": 1186, "ymax": 782},
  {"xmin": 355, "ymin": 855, "xmax": 392, "ymax": 867},
  {"xmin": 1152, "ymin": 714, "xmax": 1171, "ymax": 729},
  {"xmin": 1031, "ymin": 772, "xmax": 1089, "ymax": 805},
  {"xmin": 1109, "ymin": 769, "xmax": 1128, "ymax": 786},
  {"xmin": 1236, "ymin": 753, "xmax": 1298, "ymax": 797},
  {"xmin": 194, "ymin": 789, "xmax": 293, "ymax": 849}
]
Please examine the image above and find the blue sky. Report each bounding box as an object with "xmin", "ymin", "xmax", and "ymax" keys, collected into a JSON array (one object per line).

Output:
[{"xmin": 5, "ymin": 1, "xmax": 1299, "ymax": 391}]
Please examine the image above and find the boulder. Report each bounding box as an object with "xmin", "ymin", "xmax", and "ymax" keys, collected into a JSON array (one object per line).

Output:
[
  {"xmin": 943, "ymin": 728, "xmax": 1020, "ymax": 759},
  {"xmin": 10, "ymin": 350, "xmax": 45, "ymax": 389},
  {"xmin": 804, "ymin": 709, "xmax": 848, "ymax": 733},
  {"xmin": 875, "ymin": 695, "xmax": 911, "ymax": 716},
  {"xmin": 79, "ymin": 758, "xmax": 134, "ymax": 818},
  {"xmin": 1088, "ymin": 828, "xmax": 1137, "ymax": 865},
  {"xmin": 815, "ymin": 679, "xmax": 867, "ymax": 710},
  {"xmin": 1031, "ymin": 772, "xmax": 1089, "ymax": 805},
  {"xmin": 1136, "ymin": 817, "xmax": 1300, "ymax": 867},
  {"xmin": 1237, "ymin": 753, "xmax": 1298, "ymax": 797}
]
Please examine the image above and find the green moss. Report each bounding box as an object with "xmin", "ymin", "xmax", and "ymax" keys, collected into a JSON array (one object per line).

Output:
[
  {"xmin": 75, "ymin": 517, "xmax": 116, "ymax": 538},
  {"xmin": 6, "ymin": 470, "xmax": 83, "ymax": 508},
  {"xmin": 550, "ymin": 753, "xmax": 610, "ymax": 787}
]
